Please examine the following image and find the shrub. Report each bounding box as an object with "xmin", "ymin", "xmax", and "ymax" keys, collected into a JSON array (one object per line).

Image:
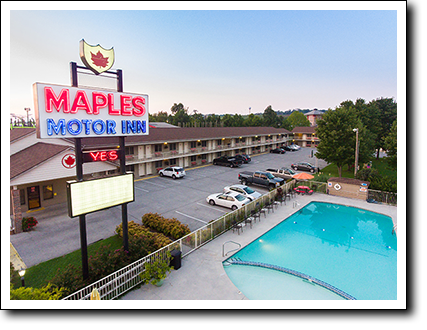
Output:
[
  {"xmin": 115, "ymin": 221, "xmax": 173, "ymax": 255},
  {"xmin": 22, "ymin": 216, "xmax": 38, "ymax": 231},
  {"xmin": 87, "ymin": 245, "xmax": 130, "ymax": 282},
  {"xmin": 141, "ymin": 213, "xmax": 191, "ymax": 240},
  {"xmin": 50, "ymin": 264, "xmax": 88, "ymax": 296},
  {"xmin": 10, "ymin": 283, "xmax": 65, "ymax": 300}
]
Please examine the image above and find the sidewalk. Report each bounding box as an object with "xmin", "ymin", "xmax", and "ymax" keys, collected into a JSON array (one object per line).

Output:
[
  {"xmin": 120, "ymin": 194, "xmax": 397, "ymax": 301},
  {"xmin": 10, "ymin": 243, "xmax": 26, "ymax": 271}
]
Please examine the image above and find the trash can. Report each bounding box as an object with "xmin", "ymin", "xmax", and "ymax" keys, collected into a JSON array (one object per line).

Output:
[{"xmin": 170, "ymin": 249, "xmax": 181, "ymax": 270}]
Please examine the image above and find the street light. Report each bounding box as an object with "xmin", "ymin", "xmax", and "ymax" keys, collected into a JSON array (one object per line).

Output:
[
  {"xmin": 18, "ymin": 267, "xmax": 26, "ymax": 287},
  {"xmin": 353, "ymin": 128, "xmax": 359, "ymax": 177}
]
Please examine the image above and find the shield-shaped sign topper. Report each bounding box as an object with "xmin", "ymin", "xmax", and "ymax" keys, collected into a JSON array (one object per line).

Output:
[{"xmin": 79, "ymin": 39, "xmax": 115, "ymax": 75}]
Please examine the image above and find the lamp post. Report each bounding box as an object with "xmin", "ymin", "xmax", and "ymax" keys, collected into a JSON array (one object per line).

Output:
[
  {"xmin": 18, "ymin": 268, "xmax": 26, "ymax": 287},
  {"xmin": 24, "ymin": 108, "xmax": 31, "ymax": 126},
  {"xmin": 353, "ymin": 128, "xmax": 359, "ymax": 177}
]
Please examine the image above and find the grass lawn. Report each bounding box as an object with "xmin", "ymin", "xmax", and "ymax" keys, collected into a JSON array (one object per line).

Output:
[
  {"xmin": 13, "ymin": 235, "xmax": 123, "ymax": 289},
  {"xmin": 315, "ymin": 157, "xmax": 396, "ymax": 180}
]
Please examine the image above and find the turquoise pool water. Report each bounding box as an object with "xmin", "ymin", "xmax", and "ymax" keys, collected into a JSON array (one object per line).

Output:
[{"xmin": 223, "ymin": 202, "xmax": 397, "ymax": 300}]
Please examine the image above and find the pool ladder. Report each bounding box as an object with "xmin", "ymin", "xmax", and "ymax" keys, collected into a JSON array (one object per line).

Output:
[
  {"xmin": 222, "ymin": 241, "xmax": 241, "ymax": 257},
  {"xmin": 392, "ymin": 224, "xmax": 397, "ymax": 235}
]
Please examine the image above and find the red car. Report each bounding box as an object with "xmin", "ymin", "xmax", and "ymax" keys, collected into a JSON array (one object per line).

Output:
[{"xmin": 293, "ymin": 186, "xmax": 313, "ymax": 195}]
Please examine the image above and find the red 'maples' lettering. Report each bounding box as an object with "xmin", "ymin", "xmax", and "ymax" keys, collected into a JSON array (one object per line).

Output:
[
  {"xmin": 44, "ymin": 87, "xmax": 70, "ymax": 113},
  {"xmin": 132, "ymin": 96, "xmax": 146, "ymax": 117},
  {"xmin": 92, "ymin": 92, "xmax": 108, "ymax": 115},
  {"xmin": 120, "ymin": 95, "xmax": 133, "ymax": 116},
  {"xmin": 71, "ymin": 90, "xmax": 93, "ymax": 114},
  {"xmin": 108, "ymin": 93, "xmax": 121, "ymax": 115},
  {"xmin": 42, "ymin": 86, "xmax": 147, "ymax": 117}
]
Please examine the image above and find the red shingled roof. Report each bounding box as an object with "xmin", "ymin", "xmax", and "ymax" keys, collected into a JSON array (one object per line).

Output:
[{"xmin": 10, "ymin": 142, "xmax": 71, "ymax": 179}]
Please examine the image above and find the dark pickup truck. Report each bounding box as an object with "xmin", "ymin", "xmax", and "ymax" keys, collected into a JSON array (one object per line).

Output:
[
  {"xmin": 238, "ymin": 171, "xmax": 285, "ymax": 190},
  {"xmin": 213, "ymin": 156, "xmax": 242, "ymax": 168}
]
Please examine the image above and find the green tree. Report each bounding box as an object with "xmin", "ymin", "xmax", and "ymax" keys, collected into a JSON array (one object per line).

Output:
[
  {"xmin": 262, "ymin": 105, "xmax": 279, "ymax": 127},
  {"xmin": 384, "ymin": 120, "xmax": 397, "ymax": 170},
  {"xmin": 370, "ymin": 97, "xmax": 397, "ymax": 158},
  {"xmin": 315, "ymin": 107, "xmax": 374, "ymax": 177},
  {"xmin": 149, "ymin": 111, "xmax": 169, "ymax": 122},
  {"xmin": 281, "ymin": 111, "xmax": 310, "ymax": 130},
  {"xmin": 170, "ymin": 103, "xmax": 185, "ymax": 114},
  {"xmin": 243, "ymin": 113, "xmax": 264, "ymax": 127}
]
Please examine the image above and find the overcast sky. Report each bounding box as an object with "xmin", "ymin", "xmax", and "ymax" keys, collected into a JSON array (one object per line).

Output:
[{"xmin": 5, "ymin": 2, "xmax": 404, "ymax": 120}]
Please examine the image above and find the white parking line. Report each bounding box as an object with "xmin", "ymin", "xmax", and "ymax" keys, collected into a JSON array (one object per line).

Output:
[
  {"xmin": 196, "ymin": 202, "xmax": 227, "ymax": 212},
  {"xmin": 134, "ymin": 186, "xmax": 149, "ymax": 192},
  {"xmin": 142, "ymin": 181, "xmax": 167, "ymax": 188},
  {"xmin": 175, "ymin": 211, "xmax": 208, "ymax": 224}
]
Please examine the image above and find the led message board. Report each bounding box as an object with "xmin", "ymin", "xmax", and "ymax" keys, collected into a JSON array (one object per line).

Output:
[
  {"xmin": 67, "ymin": 173, "xmax": 134, "ymax": 218},
  {"xmin": 33, "ymin": 83, "xmax": 149, "ymax": 139}
]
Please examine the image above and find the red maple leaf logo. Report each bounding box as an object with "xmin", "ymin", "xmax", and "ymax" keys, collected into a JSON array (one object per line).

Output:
[
  {"xmin": 91, "ymin": 51, "xmax": 109, "ymax": 68},
  {"xmin": 64, "ymin": 155, "xmax": 75, "ymax": 166}
]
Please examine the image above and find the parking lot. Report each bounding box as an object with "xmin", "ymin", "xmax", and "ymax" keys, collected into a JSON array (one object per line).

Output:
[{"xmin": 11, "ymin": 148, "xmax": 328, "ymax": 267}]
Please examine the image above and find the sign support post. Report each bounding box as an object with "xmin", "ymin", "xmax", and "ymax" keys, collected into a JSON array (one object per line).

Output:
[{"xmin": 71, "ymin": 66, "xmax": 89, "ymax": 280}]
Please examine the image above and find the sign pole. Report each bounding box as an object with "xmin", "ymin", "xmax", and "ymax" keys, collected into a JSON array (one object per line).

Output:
[
  {"xmin": 117, "ymin": 69, "xmax": 129, "ymax": 253},
  {"xmin": 71, "ymin": 62, "xmax": 89, "ymax": 280}
]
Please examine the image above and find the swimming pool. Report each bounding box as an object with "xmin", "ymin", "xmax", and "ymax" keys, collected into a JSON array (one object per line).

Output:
[{"xmin": 223, "ymin": 202, "xmax": 397, "ymax": 300}]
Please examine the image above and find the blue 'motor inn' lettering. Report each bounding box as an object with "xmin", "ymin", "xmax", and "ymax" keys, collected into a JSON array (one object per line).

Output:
[
  {"xmin": 46, "ymin": 118, "xmax": 118, "ymax": 136},
  {"xmin": 122, "ymin": 120, "xmax": 146, "ymax": 134}
]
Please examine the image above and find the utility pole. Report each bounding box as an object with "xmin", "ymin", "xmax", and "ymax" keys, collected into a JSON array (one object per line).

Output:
[{"xmin": 353, "ymin": 128, "xmax": 359, "ymax": 177}]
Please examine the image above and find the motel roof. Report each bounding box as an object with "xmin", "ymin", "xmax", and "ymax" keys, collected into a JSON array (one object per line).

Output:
[
  {"xmin": 292, "ymin": 126, "xmax": 316, "ymax": 134},
  {"xmin": 78, "ymin": 126, "xmax": 292, "ymax": 150},
  {"xmin": 10, "ymin": 142, "xmax": 71, "ymax": 180}
]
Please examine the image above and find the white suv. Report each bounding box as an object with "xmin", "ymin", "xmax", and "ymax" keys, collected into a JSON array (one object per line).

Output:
[{"xmin": 158, "ymin": 166, "xmax": 186, "ymax": 179}]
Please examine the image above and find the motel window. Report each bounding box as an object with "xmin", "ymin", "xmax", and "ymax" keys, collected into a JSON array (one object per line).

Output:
[
  {"xmin": 154, "ymin": 144, "xmax": 162, "ymax": 152},
  {"xmin": 190, "ymin": 141, "xmax": 197, "ymax": 149},
  {"xmin": 43, "ymin": 184, "xmax": 54, "ymax": 200},
  {"xmin": 125, "ymin": 146, "xmax": 134, "ymax": 155},
  {"xmin": 201, "ymin": 154, "xmax": 207, "ymax": 160},
  {"xmin": 201, "ymin": 140, "xmax": 207, "ymax": 147},
  {"xmin": 169, "ymin": 143, "xmax": 177, "ymax": 151},
  {"xmin": 190, "ymin": 155, "xmax": 197, "ymax": 162},
  {"xmin": 125, "ymin": 165, "xmax": 134, "ymax": 172},
  {"xmin": 170, "ymin": 158, "xmax": 177, "ymax": 165},
  {"xmin": 154, "ymin": 161, "xmax": 162, "ymax": 168},
  {"xmin": 216, "ymin": 139, "xmax": 222, "ymax": 146}
]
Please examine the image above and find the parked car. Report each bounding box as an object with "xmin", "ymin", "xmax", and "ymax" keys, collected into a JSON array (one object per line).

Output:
[
  {"xmin": 270, "ymin": 148, "xmax": 286, "ymax": 154},
  {"xmin": 238, "ymin": 171, "xmax": 285, "ymax": 190},
  {"xmin": 265, "ymin": 167, "xmax": 298, "ymax": 180},
  {"xmin": 284, "ymin": 145, "xmax": 299, "ymax": 151},
  {"xmin": 293, "ymin": 185, "xmax": 314, "ymax": 195},
  {"xmin": 158, "ymin": 166, "xmax": 186, "ymax": 179},
  {"xmin": 223, "ymin": 184, "xmax": 262, "ymax": 201},
  {"xmin": 234, "ymin": 154, "xmax": 251, "ymax": 163},
  {"xmin": 212, "ymin": 156, "xmax": 242, "ymax": 167},
  {"xmin": 291, "ymin": 162, "xmax": 318, "ymax": 173},
  {"xmin": 206, "ymin": 191, "xmax": 251, "ymax": 210}
]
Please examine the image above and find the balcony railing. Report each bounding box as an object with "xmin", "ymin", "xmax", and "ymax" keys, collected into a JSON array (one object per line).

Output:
[{"xmin": 122, "ymin": 137, "xmax": 290, "ymax": 164}]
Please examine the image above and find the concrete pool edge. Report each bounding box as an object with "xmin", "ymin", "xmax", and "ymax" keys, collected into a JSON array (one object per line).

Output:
[{"xmin": 120, "ymin": 193, "xmax": 398, "ymax": 304}]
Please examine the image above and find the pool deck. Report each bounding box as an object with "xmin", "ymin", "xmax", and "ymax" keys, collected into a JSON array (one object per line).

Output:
[{"xmin": 120, "ymin": 194, "xmax": 397, "ymax": 303}]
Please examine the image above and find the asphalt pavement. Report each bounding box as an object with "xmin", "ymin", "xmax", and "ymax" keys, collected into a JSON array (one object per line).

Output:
[{"xmin": 10, "ymin": 148, "xmax": 328, "ymax": 268}]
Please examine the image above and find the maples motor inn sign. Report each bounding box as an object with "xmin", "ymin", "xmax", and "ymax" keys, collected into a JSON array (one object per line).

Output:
[{"xmin": 33, "ymin": 83, "xmax": 149, "ymax": 139}]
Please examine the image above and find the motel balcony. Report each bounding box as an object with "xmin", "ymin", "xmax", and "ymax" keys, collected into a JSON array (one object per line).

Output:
[{"xmin": 120, "ymin": 136, "xmax": 290, "ymax": 166}]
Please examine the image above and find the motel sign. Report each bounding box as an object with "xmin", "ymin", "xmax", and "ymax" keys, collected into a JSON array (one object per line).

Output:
[{"xmin": 33, "ymin": 83, "xmax": 149, "ymax": 139}]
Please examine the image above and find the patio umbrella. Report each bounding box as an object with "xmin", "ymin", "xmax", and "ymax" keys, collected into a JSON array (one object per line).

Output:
[
  {"xmin": 292, "ymin": 172, "xmax": 314, "ymax": 180},
  {"xmin": 90, "ymin": 288, "xmax": 100, "ymax": 300}
]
